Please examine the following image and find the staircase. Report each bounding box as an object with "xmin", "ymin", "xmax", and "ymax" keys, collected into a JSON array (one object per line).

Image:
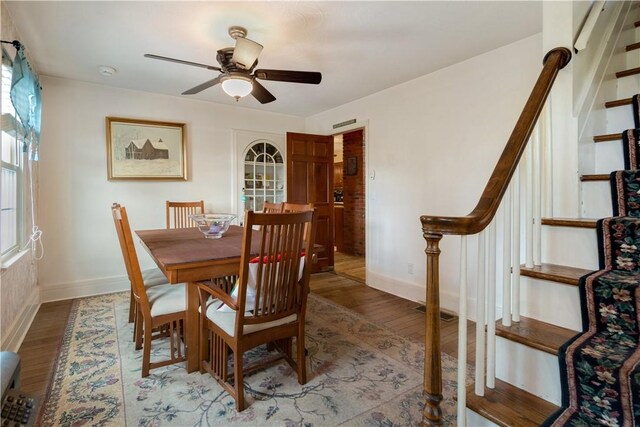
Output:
[{"xmin": 464, "ymin": 11, "xmax": 640, "ymax": 427}]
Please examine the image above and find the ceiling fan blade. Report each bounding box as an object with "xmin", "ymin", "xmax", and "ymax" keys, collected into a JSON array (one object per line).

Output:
[
  {"xmin": 181, "ymin": 75, "xmax": 223, "ymax": 95},
  {"xmin": 253, "ymin": 69, "xmax": 321, "ymax": 84},
  {"xmin": 144, "ymin": 54, "xmax": 221, "ymax": 71},
  {"xmin": 251, "ymin": 80, "xmax": 276, "ymax": 104},
  {"xmin": 231, "ymin": 37, "xmax": 263, "ymax": 70}
]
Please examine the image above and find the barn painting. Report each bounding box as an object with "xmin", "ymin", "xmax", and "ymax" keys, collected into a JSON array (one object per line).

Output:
[
  {"xmin": 125, "ymin": 138, "xmax": 169, "ymax": 160},
  {"xmin": 107, "ymin": 117, "xmax": 186, "ymax": 180}
]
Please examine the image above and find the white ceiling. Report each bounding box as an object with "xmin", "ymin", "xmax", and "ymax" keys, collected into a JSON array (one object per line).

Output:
[{"xmin": 5, "ymin": 1, "xmax": 542, "ymax": 117}]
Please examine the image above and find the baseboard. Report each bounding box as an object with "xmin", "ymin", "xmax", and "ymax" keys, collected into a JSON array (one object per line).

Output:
[
  {"xmin": 366, "ymin": 270, "xmax": 473, "ymax": 316},
  {"xmin": 366, "ymin": 270, "xmax": 506, "ymax": 322},
  {"xmin": 1, "ymin": 287, "xmax": 40, "ymax": 352},
  {"xmin": 40, "ymin": 275, "xmax": 130, "ymax": 303}
]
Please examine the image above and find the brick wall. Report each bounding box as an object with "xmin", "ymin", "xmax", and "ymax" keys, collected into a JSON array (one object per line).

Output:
[{"xmin": 342, "ymin": 129, "xmax": 365, "ymax": 255}]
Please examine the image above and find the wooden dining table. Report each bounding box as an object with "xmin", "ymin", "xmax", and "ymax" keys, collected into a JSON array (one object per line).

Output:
[{"xmin": 136, "ymin": 225, "xmax": 262, "ymax": 373}]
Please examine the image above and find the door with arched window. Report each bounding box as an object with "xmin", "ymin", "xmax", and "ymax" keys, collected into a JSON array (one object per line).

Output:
[{"xmin": 233, "ymin": 131, "xmax": 286, "ymax": 222}]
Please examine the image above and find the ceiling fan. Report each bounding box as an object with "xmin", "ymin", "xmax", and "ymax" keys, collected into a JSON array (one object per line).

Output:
[{"xmin": 144, "ymin": 26, "xmax": 322, "ymax": 104}]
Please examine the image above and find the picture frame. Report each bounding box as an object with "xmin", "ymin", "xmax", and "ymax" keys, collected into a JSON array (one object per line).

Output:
[
  {"xmin": 106, "ymin": 117, "xmax": 187, "ymax": 180},
  {"xmin": 346, "ymin": 156, "xmax": 358, "ymax": 176}
]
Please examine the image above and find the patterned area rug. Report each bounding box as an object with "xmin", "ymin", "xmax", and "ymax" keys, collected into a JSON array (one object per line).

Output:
[{"xmin": 39, "ymin": 291, "xmax": 466, "ymax": 426}]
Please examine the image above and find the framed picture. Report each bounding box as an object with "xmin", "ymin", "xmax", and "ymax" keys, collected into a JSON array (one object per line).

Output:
[
  {"xmin": 106, "ymin": 117, "xmax": 187, "ymax": 180},
  {"xmin": 346, "ymin": 156, "xmax": 358, "ymax": 176}
]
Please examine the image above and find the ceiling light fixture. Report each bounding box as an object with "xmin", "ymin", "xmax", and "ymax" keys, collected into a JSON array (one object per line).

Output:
[
  {"xmin": 98, "ymin": 65, "xmax": 117, "ymax": 76},
  {"xmin": 229, "ymin": 26, "xmax": 263, "ymax": 70},
  {"xmin": 221, "ymin": 73, "xmax": 253, "ymax": 101}
]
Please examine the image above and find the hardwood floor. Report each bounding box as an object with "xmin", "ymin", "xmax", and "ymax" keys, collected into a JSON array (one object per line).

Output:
[
  {"xmin": 17, "ymin": 272, "xmax": 473, "ymax": 404},
  {"xmin": 333, "ymin": 251, "xmax": 366, "ymax": 283},
  {"xmin": 17, "ymin": 299, "xmax": 73, "ymax": 400}
]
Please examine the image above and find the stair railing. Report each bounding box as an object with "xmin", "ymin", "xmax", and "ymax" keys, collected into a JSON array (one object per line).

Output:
[
  {"xmin": 420, "ymin": 47, "xmax": 571, "ymax": 426},
  {"xmin": 460, "ymin": 110, "xmax": 550, "ymax": 424}
]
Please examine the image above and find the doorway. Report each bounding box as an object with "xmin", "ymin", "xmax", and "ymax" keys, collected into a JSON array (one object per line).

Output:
[{"xmin": 333, "ymin": 129, "xmax": 365, "ymax": 283}]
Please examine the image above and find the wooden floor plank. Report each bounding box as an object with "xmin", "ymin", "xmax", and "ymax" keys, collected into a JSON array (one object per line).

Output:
[
  {"xmin": 616, "ymin": 66, "xmax": 640, "ymax": 78},
  {"xmin": 495, "ymin": 316, "xmax": 578, "ymax": 355},
  {"xmin": 467, "ymin": 379, "xmax": 559, "ymax": 427},
  {"xmin": 580, "ymin": 173, "xmax": 609, "ymax": 181},
  {"xmin": 541, "ymin": 217, "xmax": 597, "ymax": 228},
  {"xmin": 593, "ymin": 133, "xmax": 621, "ymax": 142},
  {"xmin": 604, "ymin": 97, "xmax": 632, "ymax": 108},
  {"xmin": 17, "ymin": 299, "xmax": 73, "ymax": 398},
  {"xmin": 520, "ymin": 263, "xmax": 592, "ymax": 286}
]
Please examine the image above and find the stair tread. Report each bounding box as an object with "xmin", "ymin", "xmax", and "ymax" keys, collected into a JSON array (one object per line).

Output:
[
  {"xmin": 495, "ymin": 316, "xmax": 577, "ymax": 355},
  {"xmin": 593, "ymin": 133, "xmax": 622, "ymax": 142},
  {"xmin": 466, "ymin": 378, "xmax": 559, "ymax": 427},
  {"xmin": 520, "ymin": 263, "xmax": 592, "ymax": 286},
  {"xmin": 616, "ymin": 67, "xmax": 640, "ymax": 78},
  {"xmin": 581, "ymin": 173, "xmax": 609, "ymax": 181},
  {"xmin": 627, "ymin": 42, "xmax": 640, "ymax": 52},
  {"xmin": 605, "ymin": 97, "xmax": 632, "ymax": 108},
  {"xmin": 541, "ymin": 217, "xmax": 597, "ymax": 228}
]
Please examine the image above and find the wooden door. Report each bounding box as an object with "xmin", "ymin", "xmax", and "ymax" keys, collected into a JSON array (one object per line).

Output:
[{"xmin": 287, "ymin": 132, "xmax": 334, "ymax": 271}]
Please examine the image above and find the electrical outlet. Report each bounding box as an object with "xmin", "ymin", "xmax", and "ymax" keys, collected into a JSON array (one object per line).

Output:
[{"xmin": 408, "ymin": 263, "xmax": 414, "ymax": 274}]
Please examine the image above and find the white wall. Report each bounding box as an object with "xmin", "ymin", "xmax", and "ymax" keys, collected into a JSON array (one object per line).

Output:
[
  {"xmin": 38, "ymin": 77, "xmax": 304, "ymax": 300},
  {"xmin": 305, "ymin": 34, "xmax": 542, "ymax": 313}
]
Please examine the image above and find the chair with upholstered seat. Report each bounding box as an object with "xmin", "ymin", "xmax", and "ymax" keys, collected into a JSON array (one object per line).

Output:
[
  {"xmin": 112, "ymin": 203, "xmax": 187, "ymax": 377},
  {"xmin": 197, "ymin": 210, "xmax": 316, "ymax": 411},
  {"xmin": 112, "ymin": 205, "xmax": 168, "ymax": 331},
  {"xmin": 166, "ymin": 200, "xmax": 205, "ymax": 228}
]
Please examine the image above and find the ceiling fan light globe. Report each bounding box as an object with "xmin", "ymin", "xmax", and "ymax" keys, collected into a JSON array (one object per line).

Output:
[{"xmin": 221, "ymin": 75, "xmax": 253, "ymax": 100}]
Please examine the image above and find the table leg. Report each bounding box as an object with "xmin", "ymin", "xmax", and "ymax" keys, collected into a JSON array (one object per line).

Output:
[{"xmin": 186, "ymin": 281, "xmax": 200, "ymax": 373}]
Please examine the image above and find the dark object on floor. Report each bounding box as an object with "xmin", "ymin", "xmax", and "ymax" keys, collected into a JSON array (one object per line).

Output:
[{"xmin": 414, "ymin": 306, "xmax": 458, "ymax": 322}]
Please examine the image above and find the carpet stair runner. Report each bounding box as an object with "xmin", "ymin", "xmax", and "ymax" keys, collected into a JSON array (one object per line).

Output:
[{"xmin": 543, "ymin": 95, "xmax": 640, "ymax": 426}]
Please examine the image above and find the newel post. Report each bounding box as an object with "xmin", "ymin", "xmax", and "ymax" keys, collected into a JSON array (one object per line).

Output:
[{"xmin": 423, "ymin": 231, "xmax": 443, "ymax": 426}]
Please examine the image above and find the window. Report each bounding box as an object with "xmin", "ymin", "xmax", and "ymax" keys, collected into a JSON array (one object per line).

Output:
[{"xmin": 1, "ymin": 48, "xmax": 23, "ymax": 258}]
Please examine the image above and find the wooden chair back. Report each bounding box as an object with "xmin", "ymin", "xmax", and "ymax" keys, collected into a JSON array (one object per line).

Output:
[
  {"xmin": 283, "ymin": 202, "xmax": 314, "ymax": 237},
  {"xmin": 283, "ymin": 202, "xmax": 314, "ymax": 213},
  {"xmin": 166, "ymin": 200, "xmax": 205, "ymax": 228},
  {"xmin": 262, "ymin": 201, "xmax": 284, "ymax": 213},
  {"xmin": 112, "ymin": 203, "xmax": 151, "ymax": 313},
  {"xmin": 237, "ymin": 210, "xmax": 316, "ymax": 328}
]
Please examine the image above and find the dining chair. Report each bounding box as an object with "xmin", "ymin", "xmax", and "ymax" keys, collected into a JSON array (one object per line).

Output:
[
  {"xmin": 112, "ymin": 203, "xmax": 187, "ymax": 377},
  {"xmin": 262, "ymin": 201, "xmax": 284, "ymax": 213},
  {"xmin": 283, "ymin": 202, "xmax": 314, "ymax": 213},
  {"xmin": 111, "ymin": 205, "xmax": 168, "ymax": 330},
  {"xmin": 283, "ymin": 202, "xmax": 314, "ymax": 238},
  {"xmin": 196, "ymin": 209, "xmax": 316, "ymax": 411},
  {"xmin": 166, "ymin": 200, "xmax": 205, "ymax": 229}
]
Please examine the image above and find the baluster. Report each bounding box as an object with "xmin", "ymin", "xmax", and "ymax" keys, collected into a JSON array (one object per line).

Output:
[
  {"xmin": 475, "ymin": 231, "xmax": 486, "ymax": 395},
  {"xmin": 502, "ymin": 187, "xmax": 512, "ymax": 327},
  {"xmin": 457, "ymin": 235, "xmax": 468, "ymax": 425},
  {"xmin": 543, "ymin": 105, "xmax": 553, "ymax": 217},
  {"xmin": 512, "ymin": 167, "xmax": 521, "ymax": 322},
  {"xmin": 423, "ymin": 232, "xmax": 443, "ymax": 426},
  {"xmin": 533, "ymin": 124, "xmax": 542, "ymax": 266},
  {"xmin": 525, "ymin": 142, "xmax": 534, "ymax": 268},
  {"xmin": 486, "ymin": 219, "xmax": 497, "ymax": 388}
]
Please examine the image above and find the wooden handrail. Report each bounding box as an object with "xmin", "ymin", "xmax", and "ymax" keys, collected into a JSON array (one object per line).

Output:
[
  {"xmin": 420, "ymin": 47, "xmax": 572, "ymax": 236},
  {"xmin": 419, "ymin": 47, "xmax": 572, "ymax": 427}
]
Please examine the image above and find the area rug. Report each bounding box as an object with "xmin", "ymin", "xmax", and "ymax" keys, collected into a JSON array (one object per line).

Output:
[{"xmin": 39, "ymin": 291, "xmax": 468, "ymax": 426}]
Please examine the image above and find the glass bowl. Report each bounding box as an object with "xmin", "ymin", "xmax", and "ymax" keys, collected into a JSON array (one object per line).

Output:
[{"xmin": 189, "ymin": 214, "xmax": 237, "ymax": 239}]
